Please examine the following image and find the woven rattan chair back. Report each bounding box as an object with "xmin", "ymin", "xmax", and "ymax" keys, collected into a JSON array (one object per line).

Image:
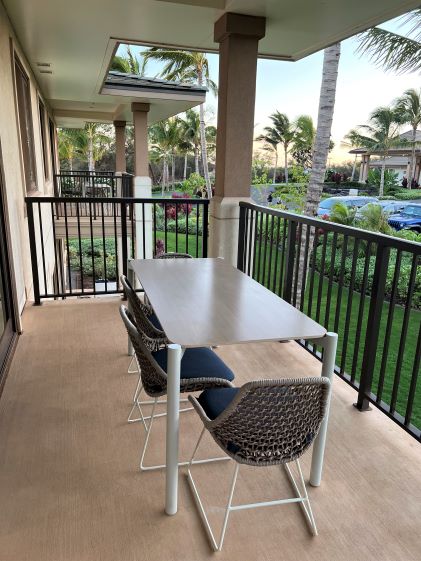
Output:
[
  {"xmin": 120, "ymin": 275, "xmax": 166, "ymax": 350},
  {"xmin": 204, "ymin": 378, "xmax": 330, "ymax": 466},
  {"xmin": 120, "ymin": 305, "xmax": 168, "ymax": 397},
  {"xmin": 155, "ymin": 252, "xmax": 193, "ymax": 259}
]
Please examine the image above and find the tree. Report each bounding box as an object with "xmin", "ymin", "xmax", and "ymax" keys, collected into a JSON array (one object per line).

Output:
[
  {"xmin": 58, "ymin": 129, "xmax": 79, "ymax": 171},
  {"xmin": 142, "ymin": 49, "xmax": 217, "ymax": 198},
  {"xmin": 346, "ymin": 107, "xmax": 403, "ymax": 196},
  {"xmin": 396, "ymin": 88, "xmax": 421, "ymax": 186},
  {"xmin": 149, "ymin": 118, "xmax": 181, "ymax": 191},
  {"xmin": 256, "ymin": 127, "xmax": 281, "ymax": 183},
  {"xmin": 304, "ymin": 43, "xmax": 341, "ymax": 216},
  {"xmin": 111, "ymin": 46, "xmax": 141, "ymax": 74},
  {"xmin": 181, "ymin": 109, "xmax": 201, "ymax": 175},
  {"xmin": 342, "ymin": 129, "xmax": 364, "ymax": 181},
  {"xmin": 292, "ymin": 115, "xmax": 315, "ymax": 168},
  {"xmin": 357, "ymin": 10, "xmax": 421, "ymax": 74},
  {"xmin": 57, "ymin": 124, "xmax": 111, "ymax": 171}
]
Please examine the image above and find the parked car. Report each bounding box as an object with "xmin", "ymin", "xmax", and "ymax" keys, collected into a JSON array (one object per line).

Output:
[
  {"xmin": 388, "ymin": 203, "xmax": 421, "ymax": 232},
  {"xmin": 355, "ymin": 200, "xmax": 406, "ymax": 220},
  {"xmin": 317, "ymin": 196, "xmax": 378, "ymax": 218}
]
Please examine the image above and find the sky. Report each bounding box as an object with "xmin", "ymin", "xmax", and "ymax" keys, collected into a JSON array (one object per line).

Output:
[{"xmin": 119, "ymin": 12, "xmax": 421, "ymax": 165}]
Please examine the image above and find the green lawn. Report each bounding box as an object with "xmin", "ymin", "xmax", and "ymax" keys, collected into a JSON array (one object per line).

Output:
[
  {"xmin": 252, "ymin": 241, "xmax": 421, "ymax": 429},
  {"xmin": 155, "ymin": 231, "xmax": 204, "ymax": 257}
]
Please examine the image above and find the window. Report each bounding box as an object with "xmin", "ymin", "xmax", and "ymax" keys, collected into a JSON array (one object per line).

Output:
[
  {"xmin": 14, "ymin": 56, "xmax": 37, "ymax": 192},
  {"xmin": 48, "ymin": 119, "xmax": 57, "ymax": 176},
  {"xmin": 38, "ymin": 99, "xmax": 49, "ymax": 179}
]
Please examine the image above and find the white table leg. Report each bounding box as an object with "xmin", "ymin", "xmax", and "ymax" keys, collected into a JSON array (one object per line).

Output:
[
  {"xmin": 310, "ymin": 331, "xmax": 338, "ymax": 487},
  {"xmin": 127, "ymin": 263, "xmax": 135, "ymax": 357},
  {"xmin": 165, "ymin": 344, "xmax": 183, "ymax": 515}
]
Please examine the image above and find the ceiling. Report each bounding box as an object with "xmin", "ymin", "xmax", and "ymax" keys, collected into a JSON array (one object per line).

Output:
[{"xmin": 4, "ymin": 0, "xmax": 419, "ymax": 126}]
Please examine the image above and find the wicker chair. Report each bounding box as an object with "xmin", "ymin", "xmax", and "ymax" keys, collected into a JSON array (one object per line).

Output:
[
  {"xmin": 119, "ymin": 305, "xmax": 235, "ymax": 471},
  {"xmin": 155, "ymin": 252, "xmax": 193, "ymax": 259},
  {"xmin": 120, "ymin": 274, "xmax": 171, "ymax": 423},
  {"xmin": 187, "ymin": 377, "xmax": 330, "ymax": 551}
]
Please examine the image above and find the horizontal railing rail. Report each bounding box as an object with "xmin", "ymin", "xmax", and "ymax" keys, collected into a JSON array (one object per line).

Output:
[
  {"xmin": 54, "ymin": 172, "xmax": 134, "ymax": 199},
  {"xmin": 237, "ymin": 201, "xmax": 421, "ymax": 440},
  {"xmin": 25, "ymin": 196, "xmax": 208, "ymax": 303}
]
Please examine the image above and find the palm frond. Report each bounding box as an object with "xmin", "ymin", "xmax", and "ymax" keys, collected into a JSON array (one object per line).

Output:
[{"xmin": 357, "ymin": 27, "xmax": 421, "ymax": 74}]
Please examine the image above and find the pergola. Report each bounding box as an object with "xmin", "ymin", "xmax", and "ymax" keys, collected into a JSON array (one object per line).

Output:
[{"xmin": 4, "ymin": 0, "xmax": 420, "ymax": 262}]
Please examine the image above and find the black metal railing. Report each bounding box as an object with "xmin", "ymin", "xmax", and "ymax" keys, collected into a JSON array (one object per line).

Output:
[
  {"xmin": 237, "ymin": 201, "xmax": 421, "ymax": 440},
  {"xmin": 54, "ymin": 172, "xmax": 134, "ymax": 198},
  {"xmin": 26, "ymin": 196, "xmax": 208, "ymax": 303}
]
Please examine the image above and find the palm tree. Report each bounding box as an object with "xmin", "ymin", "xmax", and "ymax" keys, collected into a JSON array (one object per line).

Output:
[
  {"xmin": 357, "ymin": 10, "xmax": 421, "ymax": 74},
  {"xmin": 58, "ymin": 129, "xmax": 79, "ymax": 171},
  {"xmin": 78, "ymin": 123, "xmax": 112, "ymax": 172},
  {"xmin": 149, "ymin": 118, "xmax": 181, "ymax": 191},
  {"xmin": 270, "ymin": 112, "xmax": 296, "ymax": 183},
  {"xmin": 304, "ymin": 43, "xmax": 341, "ymax": 216},
  {"xmin": 342, "ymin": 129, "xmax": 364, "ymax": 181},
  {"xmin": 292, "ymin": 115, "xmax": 315, "ymax": 168},
  {"xmin": 396, "ymin": 88, "xmax": 421, "ymax": 187},
  {"xmin": 329, "ymin": 202, "xmax": 357, "ymax": 226},
  {"xmin": 142, "ymin": 49, "xmax": 217, "ymax": 198},
  {"xmin": 111, "ymin": 46, "xmax": 141, "ymax": 74},
  {"xmin": 256, "ymin": 127, "xmax": 281, "ymax": 183},
  {"xmin": 347, "ymin": 107, "xmax": 403, "ymax": 196},
  {"xmin": 182, "ymin": 109, "xmax": 201, "ymax": 175}
]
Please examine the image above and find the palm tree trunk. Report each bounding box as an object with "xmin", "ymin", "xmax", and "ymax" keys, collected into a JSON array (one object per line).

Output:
[
  {"xmin": 194, "ymin": 148, "xmax": 199, "ymax": 174},
  {"xmin": 350, "ymin": 154, "xmax": 357, "ymax": 181},
  {"xmin": 171, "ymin": 153, "xmax": 175, "ymax": 187},
  {"xmin": 272, "ymin": 151, "xmax": 278, "ymax": 183},
  {"xmin": 284, "ymin": 145, "xmax": 289, "ymax": 184},
  {"xmin": 69, "ymin": 157, "xmax": 73, "ymax": 172},
  {"xmin": 295, "ymin": 43, "xmax": 341, "ymax": 310},
  {"xmin": 409, "ymin": 125, "xmax": 417, "ymax": 188},
  {"xmin": 380, "ymin": 156, "xmax": 386, "ymax": 196},
  {"xmin": 198, "ymin": 72, "xmax": 212, "ymax": 198},
  {"xmin": 183, "ymin": 154, "xmax": 187, "ymax": 181},
  {"xmin": 88, "ymin": 136, "xmax": 94, "ymax": 172},
  {"xmin": 304, "ymin": 43, "xmax": 341, "ymax": 216}
]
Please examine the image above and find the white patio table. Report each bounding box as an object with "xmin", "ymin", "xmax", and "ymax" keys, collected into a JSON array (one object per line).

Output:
[{"xmin": 129, "ymin": 257, "xmax": 337, "ymax": 516}]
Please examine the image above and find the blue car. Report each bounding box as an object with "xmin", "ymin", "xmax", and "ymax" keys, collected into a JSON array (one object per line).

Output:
[
  {"xmin": 388, "ymin": 204, "xmax": 421, "ymax": 232},
  {"xmin": 317, "ymin": 196, "xmax": 378, "ymax": 218}
]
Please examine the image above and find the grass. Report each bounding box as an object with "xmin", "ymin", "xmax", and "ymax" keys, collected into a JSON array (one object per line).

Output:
[
  {"xmin": 253, "ymin": 240, "xmax": 421, "ymax": 430},
  {"xmin": 155, "ymin": 231, "xmax": 204, "ymax": 257}
]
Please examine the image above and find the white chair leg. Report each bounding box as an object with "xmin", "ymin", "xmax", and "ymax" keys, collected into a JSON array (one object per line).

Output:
[
  {"xmin": 140, "ymin": 414, "xmax": 229, "ymax": 472},
  {"xmin": 186, "ymin": 434, "xmax": 319, "ymax": 551},
  {"xmin": 128, "ymin": 354, "xmax": 138, "ymax": 374}
]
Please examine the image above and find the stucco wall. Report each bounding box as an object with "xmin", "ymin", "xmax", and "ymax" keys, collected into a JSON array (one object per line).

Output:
[{"xmin": 0, "ymin": 1, "xmax": 56, "ymax": 323}]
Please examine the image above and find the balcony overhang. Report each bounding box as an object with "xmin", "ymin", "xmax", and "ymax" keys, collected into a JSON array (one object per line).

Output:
[{"xmin": 3, "ymin": 0, "xmax": 419, "ymax": 128}]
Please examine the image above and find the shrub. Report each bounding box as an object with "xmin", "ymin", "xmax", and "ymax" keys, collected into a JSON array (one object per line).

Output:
[
  {"xmin": 367, "ymin": 168, "xmax": 399, "ymax": 189},
  {"xmin": 394, "ymin": 190, "xmax": 421, "ymax": 200},
  {"xmin": 181, "ymin": 173, "xmax": 205, "ymax": 195}
]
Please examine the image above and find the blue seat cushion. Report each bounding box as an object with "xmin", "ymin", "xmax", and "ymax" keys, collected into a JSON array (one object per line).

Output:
[
  {"xmin": 152, "ymin": 347, "xmax": 235, "ymax": 383},
  {"xmin": 198, "ymin": 387, "xmax": 239, "ymax": 420},
  {"xmin": 149, "ymin": 311, "xmax": 162, "ymax": 330}
]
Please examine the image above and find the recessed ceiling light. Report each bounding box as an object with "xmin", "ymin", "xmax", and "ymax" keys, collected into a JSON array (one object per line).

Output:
[
  {"xmin": 40, "ymin": 70, "xmax": 53, "ymax": 74},
  {"xmin": 36, "ymin": 62, "xmax": 51, "ymax": 67}
]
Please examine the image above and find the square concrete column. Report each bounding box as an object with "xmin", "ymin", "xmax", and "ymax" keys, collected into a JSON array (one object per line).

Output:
[
  {"xmin": 114, "ymin": 120, "xmax": 127, "ymax": 173},
  {"xmin": 210, "ymin": 13, "xmax": 265, "ymax": 265},
  {"xmin": 131, "ymin": 103, "xmax": 153, "ymax": 260}
]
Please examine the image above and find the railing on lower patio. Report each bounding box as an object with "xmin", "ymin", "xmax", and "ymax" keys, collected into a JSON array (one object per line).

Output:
[
  {"xmin": 25, "ymin": 196, "xmax": 208, "ymax": 302},
  {"xmin": 237, "ymin": 201, "xmax": 421, "ymax": 440},
  {"xmin": 54, "ymin": 171, "xmax": 134, "ymax": 199}
]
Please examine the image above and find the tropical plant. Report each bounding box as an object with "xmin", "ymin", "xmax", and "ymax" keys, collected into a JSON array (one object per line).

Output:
[
  {"xmin": 258, "ymin": 112, "xmax": 296, "ymax": 183},
  {"xmin": 251, "ymin": 156, "xmax": 270, "ymax": 185},
  {"xmin": 149, "ymin": 118, "xmax": 181, "ymax": 191},
  {"xmin": 292, "ymin": 115, "xmax": 315, "ymax": 168},
  {"xmin": 395, "ymin": 88, "xmax": 421, "ymax": 186},
  {"xmin": 142, "ymin": 49, "xmax": 217, "ymax": 198},
  {"xmin": 182, "ymin": 172, "xmax": 205, "ymax": 196},
  {"xmin": 342, "ymin": 129, "xmax": 364, "ymax": 181},
  {"xmin": 367, "ymin": 168, "xmax": 399, "ymax": 190},
  {"xmin": 357, "ymin": 10, "xmax": 421, "ymax": 74},
  {"xmin": 345, "ymin": 106, "xmax": 403, "ymax": 196},
  {"xmin": 256, "ymin": 127, "xmax": 282, "ymax": 183},
  {"xmin": 329, "ymin": 202, "xmax": 357, "ymax": 226},
  {"xmin": 111, "ymin": 46, "xmax": 141, "ymax": 74},
  {"xmin": 358, "ymin": 203, "xmax": 393, "ymax": 235},
  {"xmin": 58, "ymin": 129, "xmax": 80, "ymax": 171}
]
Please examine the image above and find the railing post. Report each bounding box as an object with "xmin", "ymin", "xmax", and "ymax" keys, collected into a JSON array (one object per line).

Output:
[
  {"xmin": 121, "ymin": 201, "xmax": 128, "ymax": 278},
  {"xmin": 26, "ymin": 199, "xmax": 41, "ymax": 305},
  {"xmin": 356, "ymin": 244, "xmax": 390, "ymax": 411},
  {"xmin": 237, "ymin": 203, "xmax": 247, "ymax": 272},
  {"xmin": 202, "ymin": 202, "xmax": 209, "ymax": 258},
  {"xmin": 282, "ymin": 220, "xmax": 297, "ymax": 303}
]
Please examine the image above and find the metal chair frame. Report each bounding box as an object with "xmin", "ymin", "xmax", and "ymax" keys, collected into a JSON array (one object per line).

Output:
[{"xmin": 186, "ymin": 377, "xmax": 330, "ymax": 551}]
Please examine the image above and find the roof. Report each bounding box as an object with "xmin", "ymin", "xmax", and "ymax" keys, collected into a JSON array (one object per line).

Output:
[
  {"xmin": 104, "ymin": 71, "xmax": 207, "ymax": 97},
  {"xmin": 369, "ymin": 156, "xmax": 409, "ymax": 168},
  {"xmin": 350, "ymin": 130, "xmax": 421, "ymax": 156}
]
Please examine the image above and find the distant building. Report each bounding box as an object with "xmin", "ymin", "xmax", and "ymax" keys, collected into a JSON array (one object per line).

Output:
[{"xmin": 349, "ymin": 130, "xmax": 421, "ymax": 185}]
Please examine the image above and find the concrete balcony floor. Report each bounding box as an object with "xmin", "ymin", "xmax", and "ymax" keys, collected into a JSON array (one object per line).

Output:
[{"xmin": 0, "ymin": 298, "xmax": 420, "ymax": 561}]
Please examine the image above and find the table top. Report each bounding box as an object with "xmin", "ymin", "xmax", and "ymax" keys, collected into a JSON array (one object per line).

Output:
[{"xmin": 130, "ymin": 258, "xmax": 326, "ymax": 348}]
